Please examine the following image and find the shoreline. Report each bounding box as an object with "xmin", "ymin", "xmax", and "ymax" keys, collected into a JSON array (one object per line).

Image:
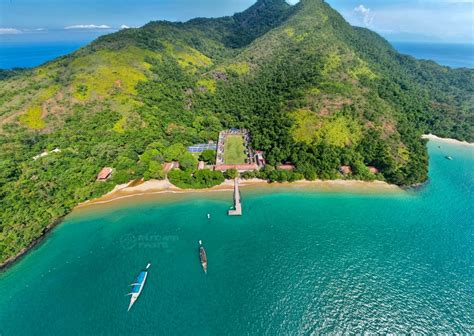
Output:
[
  {"xmin": 1, "ymin": 178, "xmax": 401, "ymax": 271},
  {"xmin": 0, "ymin": 216, "xmax": 66, "ymax": 272},
  {"xmin": 77, "ymin": 178, "xmax": 403, "ymax": 210},
  {"xmin": 422, "ymin": 134, "xmax": 474, "ymax": 147},
  {"xmin": 2, "ymin": 134, "xmax": 469, "ymax": 271}
]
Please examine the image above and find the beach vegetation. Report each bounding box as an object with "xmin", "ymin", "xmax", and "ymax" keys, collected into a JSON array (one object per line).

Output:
[
  {"xmin": 224, "ymin": 169, "xmax": 239, "ymax": 179},
  {"xmin": 168, "ymin": 169, "xmax": 224, "ymax": 189},
  {"xmin": 199, "ymin": 150, "xmax": 217, "ymax": 164},
  {"xmin": 179, "ymin": 152, "xmax": 199, "ymax": 172}
]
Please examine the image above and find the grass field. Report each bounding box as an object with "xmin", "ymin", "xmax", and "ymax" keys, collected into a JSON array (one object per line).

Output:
[{"xmin": 224, "ymin": 135, "xmax": 247, "ymax": 165}]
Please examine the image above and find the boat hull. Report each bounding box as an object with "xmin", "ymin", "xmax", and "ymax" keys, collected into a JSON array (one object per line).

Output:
[
  {"xmin": 200, "ymin": 247, "xmax": 207, "ymax": 273},
  {"xmin": 127, "ymin": 266, "xmax": 150, "ymax": 311}
]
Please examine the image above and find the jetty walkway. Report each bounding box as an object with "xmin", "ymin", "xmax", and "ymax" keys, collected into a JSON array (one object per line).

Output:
[{"xmin": 228, "ymin": 178, "xmax": 242, "ymax": 216}]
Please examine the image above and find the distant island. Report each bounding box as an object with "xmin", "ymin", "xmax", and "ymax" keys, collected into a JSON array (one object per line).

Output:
[{"xmin": 0, "ymin": 0, "xmax": 473, "ymax": 266}]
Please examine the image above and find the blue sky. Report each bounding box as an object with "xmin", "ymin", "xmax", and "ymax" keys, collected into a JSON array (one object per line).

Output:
[{"xmin": 0, "ymin": 0, "xmax": 473, "ymax": 43}]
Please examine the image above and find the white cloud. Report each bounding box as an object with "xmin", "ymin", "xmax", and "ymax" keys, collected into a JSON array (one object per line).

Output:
[
  {"xmin": 0, "ymin": 28, "xmax": 22, "ymax": 35},
  {"xmin": 64, "ymin": 24, "xmax": 111, "ymax": 30},
  {"xmin": 354, "ymin": 4, "xmax": 375, "ymax": 27},
  {"xmin": 22, "ymin": 28, "xmax": 47, "ymax": 32},
  {"xmin": 120, "ymin": 25, "xmax": 130, "ymax": 29}
]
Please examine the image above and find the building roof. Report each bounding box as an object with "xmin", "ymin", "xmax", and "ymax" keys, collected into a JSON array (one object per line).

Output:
[
  {"xmin": 368, "ymin": 166, "xmax": 379, "ymax": 174},
  {"xmin": 97, "ymin": 167, "xmax": 113, "ymax": 180},
  {"xmin": 187, "ymin": 143, "xmax": 217, "ymax": 153},
  {"xmin": 163, "ymin": 162, "xmax": 175, "ymax": 173},
  {"xmin": 277, "ymin": 164, "xmax": 295, "ymax": 171},
  {"xmin": 214, "ymin": 164, "xmax": 258, "ymax": 171},
  {"xmin": 339, "ymin": 165, "xmax": 353, "ymax": 175}
]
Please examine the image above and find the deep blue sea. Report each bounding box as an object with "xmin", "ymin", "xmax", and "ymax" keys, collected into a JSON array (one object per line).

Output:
[
  {"xmin": 0, "ymin": 39, "xmax": 473, "ymax": 69},
  {"xmin": 0, "ymin": 140, "xmax": 473, "ymax": 334},
  {"xmin": 392, "ymin": 41, "xmax": 474, "ymax": 69},
  {"xmin": 0, "ymin": 42, "xmax": 89, "ymax": 69}
]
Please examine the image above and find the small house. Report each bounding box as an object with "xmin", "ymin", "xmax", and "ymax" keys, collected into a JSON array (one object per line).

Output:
[
  {"xmin": 277, "ymin": 163, "xmax": 295, "ymax": 171},
  {"xmin": 339, "ymin": 165, "xmax": 353, "ymax": 175},
  {"xmin": 255, "ymin": 151, "xmax": 266, "ymax": 167},
  {"xmin": 197, "ymin": 161, "xmax": 206, "ymax": 170},
  {"xmin": 368, "ymin": 166, "xmax": 380, "ymax": 174},
  {"xmin": 97, "ymin": 167, "xmax": 113, "ymax": 181}
]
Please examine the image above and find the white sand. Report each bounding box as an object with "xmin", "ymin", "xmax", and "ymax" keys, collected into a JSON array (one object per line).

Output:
[{"xmin": 422, "ymin": 134, "xmax": 474, "ymax": 147}]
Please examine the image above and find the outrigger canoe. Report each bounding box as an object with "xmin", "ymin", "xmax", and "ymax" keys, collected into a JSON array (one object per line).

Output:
[
  {"xmin": 199, "ymin": 240, "xmax": 207, "ymax": 274},
  {"xmin": 127, "ymin": 263, "xmax": 151, "ymax": 312}
]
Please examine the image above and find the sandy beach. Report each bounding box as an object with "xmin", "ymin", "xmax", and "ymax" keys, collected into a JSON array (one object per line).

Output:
[
  {"xmin": 77, "ymin": 177, "xmax": 403, "ymax": 209},
  {"xmin": 422, "ymin": 134, "xmax": 474, "ymax": 147}
]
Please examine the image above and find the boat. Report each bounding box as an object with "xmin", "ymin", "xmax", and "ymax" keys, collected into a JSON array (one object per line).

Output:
[
  {"xmin": 199, "ymin": 240, "xmax": 207, "ymax": 274},
  {"xmin": 445, "ymin": 156, "xmax": 453, "ymax": 160},
  {"xmin": 207, "ymin": 213, "xmax": 211, "ymax": 219},
  {"xmin": 127, "ymin": 263, "xmax": 151, "ymax": 312}
]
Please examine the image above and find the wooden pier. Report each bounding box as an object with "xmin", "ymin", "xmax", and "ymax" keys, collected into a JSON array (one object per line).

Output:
[{"xmin": 228, "ymin": 178, "xmax": 242, "ymax": 216}]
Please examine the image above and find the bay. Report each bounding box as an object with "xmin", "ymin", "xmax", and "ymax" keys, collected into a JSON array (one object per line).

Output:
[{"xmin": 0, "ymin": 140, "xmax": 472, "ymax": 334}]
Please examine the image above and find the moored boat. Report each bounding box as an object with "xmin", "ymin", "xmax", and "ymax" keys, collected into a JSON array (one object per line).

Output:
[
  {"xmin": 127, "ymin": 263, "xmax": 151, "ymax": 312},
  {"xmin": 199, "ymin": 240, "xmax": 207, "ymax": 274}
]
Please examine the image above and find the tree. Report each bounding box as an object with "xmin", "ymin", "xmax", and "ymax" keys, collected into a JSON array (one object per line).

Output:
[
  {"xmin": 224, "ymin": 169, "xmax": 239, "ymax": 179},
  {"xmin": 144, "ymin": 161, "xmax": 165, "ymax": 180},
  {"xmin": 179, "ymin": 152, "xmax": 198, "ymax": 172},
  {"xmin": 164, "ymin": 143, "xmax": 187, "ymax": 162},
  {"xmin": 199, "ymin": 150, "xmax": 216, "ymax": 164}
]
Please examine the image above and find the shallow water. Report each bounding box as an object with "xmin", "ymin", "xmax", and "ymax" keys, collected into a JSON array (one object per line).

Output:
[{"xmin": 0, "ymin": 141, "xmax": 472, "ymax": 334}]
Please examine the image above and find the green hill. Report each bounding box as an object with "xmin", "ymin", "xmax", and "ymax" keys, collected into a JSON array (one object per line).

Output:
[{"xmin": 0, "ymin": 0, "xmax": 473, "ymax": 264}]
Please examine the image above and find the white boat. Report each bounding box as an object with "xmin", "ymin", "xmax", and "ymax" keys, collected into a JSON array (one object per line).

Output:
[{"xmin": 127, "ymin": 263, "xmax": 151, "ymax": 312}]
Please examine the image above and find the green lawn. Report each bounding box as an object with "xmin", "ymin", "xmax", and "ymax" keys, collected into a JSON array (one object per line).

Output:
[{"xmin": 224, "ymin": 135, "xmax": 247, "ymax": 165}]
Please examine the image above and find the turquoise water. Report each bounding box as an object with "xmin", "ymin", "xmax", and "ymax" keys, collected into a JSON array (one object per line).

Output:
[{"xmin": 0, "ymin": 141, "xmax": 473, "ymax": 334}]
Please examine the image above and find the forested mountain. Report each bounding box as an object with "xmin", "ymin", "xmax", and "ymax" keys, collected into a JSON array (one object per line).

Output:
[{"xmin": 0, "ymin": 0, "xmax": 473, "ymax": 265}]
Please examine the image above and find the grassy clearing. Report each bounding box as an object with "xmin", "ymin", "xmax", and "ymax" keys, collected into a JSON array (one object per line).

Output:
[
  {"xmin": 19, "ymin": 105, "xmax": 45, "ymax": 129},
  {"xmin": 226, "ymin": 62, "xmax": 250, "ymax": 76},
  {"xmin": 70, "ymin": 46, "xmax": 153, "ymax": 101},
  {"xmin": 291, "ymin": 109, "xmax": 362, "ymax": 147},
  {"xmin": 291, "ymin": 109, "xmax": 322, "ymax": 144},
  {"xmin": 224, "ymin": 135, "xmax": 247, "ymax": 165},
  {"xmin": 164, "ymin": 42, "xmax": 213, "ymax": 72},
  {"xmin": 197, "ymin": 79, "xmax": 217, "ymax": 93}
]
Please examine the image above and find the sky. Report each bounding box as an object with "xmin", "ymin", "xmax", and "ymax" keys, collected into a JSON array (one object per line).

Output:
[{"xmin": 0, "ymin": 0, "xmax": 473, "ymax": 43}]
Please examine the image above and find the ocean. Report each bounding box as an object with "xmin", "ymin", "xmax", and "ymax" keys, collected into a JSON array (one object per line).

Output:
[
  {"xmin": 392, "ymin": 42, "xmax": 474, "ymax": 69},
  {"xmin": 0, "ymin": 31, "xmax": 106, "ymax": 69},
  {"xmin": 0, "ymin": 42, "xmax": 87, "ymax": 69},
  {"xmin": 0, "ymin": 39, "xmax": 473, "ymax": 69},
  {"xmin": 0, "ymin": 140, "xmax": 472, "ymax": 334}
]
